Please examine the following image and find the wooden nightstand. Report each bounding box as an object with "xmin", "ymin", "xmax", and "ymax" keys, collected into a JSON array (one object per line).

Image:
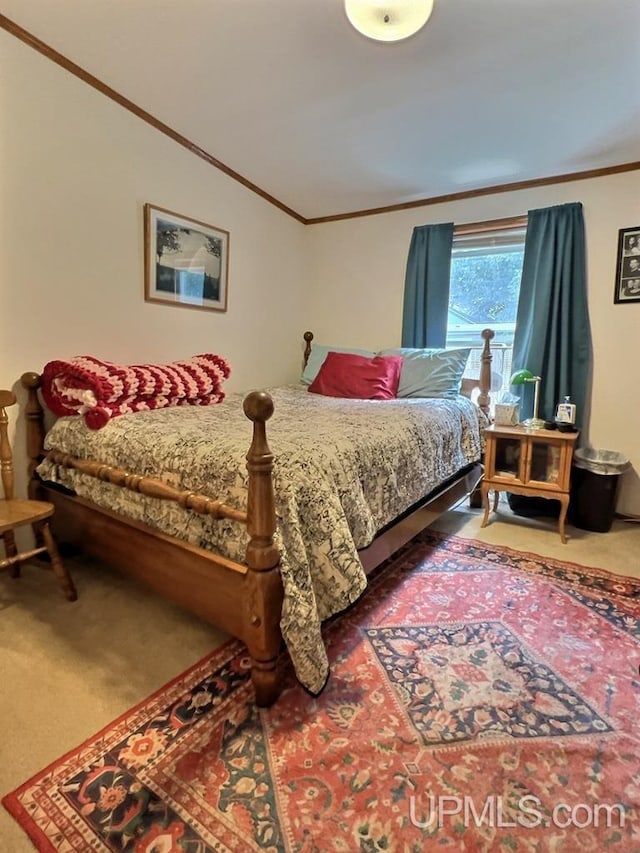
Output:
[{"xmin": 481, "ymin": 424, "xmax": 579, "ymax": 543}]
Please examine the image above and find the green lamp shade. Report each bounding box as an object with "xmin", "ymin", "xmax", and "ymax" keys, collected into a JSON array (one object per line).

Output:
[
  {"xmin": 509, "ymin": 369, "xmax": 545, "ymax": 429},
  {"xmin": 510, "ymin": 368, "xmax": 536, "ymax": 385}
]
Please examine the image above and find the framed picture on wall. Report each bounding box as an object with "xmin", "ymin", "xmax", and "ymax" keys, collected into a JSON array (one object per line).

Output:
[
  {"xmin": 144, "ymin": 204, "xmax": 229, "ymax": 312},
  {"xmin": 614, "ymin": 225, "xmax": 640, "ymax": 304}
]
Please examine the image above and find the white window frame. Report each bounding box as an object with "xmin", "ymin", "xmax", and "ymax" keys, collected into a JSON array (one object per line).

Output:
[{"xmin": 447, "ymin": 216, "xmax": 527, "ymax": 398}]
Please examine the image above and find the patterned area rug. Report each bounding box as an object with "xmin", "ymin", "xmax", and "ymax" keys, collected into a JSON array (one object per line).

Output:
[{"xmin": 4, "ymin": 532, "xmax": 640, "ymax": 851}]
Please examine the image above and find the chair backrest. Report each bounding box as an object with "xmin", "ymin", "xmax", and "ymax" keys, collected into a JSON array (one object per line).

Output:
[{"xmin": 0, "ymin": 390, "xmax": 17, "ymax": 502}]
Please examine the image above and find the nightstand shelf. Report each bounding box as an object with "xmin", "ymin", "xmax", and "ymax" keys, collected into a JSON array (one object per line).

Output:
[{"xmin": 481, "ymin": 424, "xmax": 579, "ymax": 543}]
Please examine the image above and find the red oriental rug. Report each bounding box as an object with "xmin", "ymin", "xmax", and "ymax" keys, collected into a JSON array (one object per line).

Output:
[{"xmin": 4, "ymin": 532, "xmax": 640, "ymax": 852}]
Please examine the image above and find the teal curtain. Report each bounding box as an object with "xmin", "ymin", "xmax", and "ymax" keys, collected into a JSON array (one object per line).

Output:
[
  {"xmin": 401, "ymin": 222, "xmax": 454, "ymax": 348},
  {"xmin": 512, "ymin": 202, "xmax": 591, "ymax": 428}
]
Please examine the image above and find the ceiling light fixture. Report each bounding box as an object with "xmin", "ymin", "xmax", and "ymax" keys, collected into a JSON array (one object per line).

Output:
[{"xmin": 344, "ymin": 0, "xmax": 435, "ymax": 43}]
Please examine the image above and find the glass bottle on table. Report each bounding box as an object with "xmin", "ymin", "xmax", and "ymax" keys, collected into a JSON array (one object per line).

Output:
[{"xmin": 555, "ymin": 396, "xmax": 576, "ymax": 425}]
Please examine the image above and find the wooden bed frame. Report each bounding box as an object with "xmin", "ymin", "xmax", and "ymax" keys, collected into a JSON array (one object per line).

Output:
[{"xmin": 21, "ymin": 329, "xmax": 494, "ymax": 706}]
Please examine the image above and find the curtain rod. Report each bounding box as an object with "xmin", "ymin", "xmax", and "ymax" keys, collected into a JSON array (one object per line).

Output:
[{"xmin": 454, "ymin": 215, "xmax": 528, "ymax": 235}]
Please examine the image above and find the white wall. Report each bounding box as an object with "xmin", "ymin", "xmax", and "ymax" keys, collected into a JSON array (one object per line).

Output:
[
  {"xmin": 1, "ymin": 33, "xmax": 308, "ymax": 492},
  {"xmin": 306, "ymin": 175, "xmax": 640, "ymax": 515},
  {"xmin": 3, "ymin": 30, "xmax": 639, "ymax": 517}
]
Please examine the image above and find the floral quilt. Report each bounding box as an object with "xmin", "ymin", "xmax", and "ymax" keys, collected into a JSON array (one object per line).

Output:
[{"xmin": 38, "ymin": 385, "xmax": 485, "ymax": 693}]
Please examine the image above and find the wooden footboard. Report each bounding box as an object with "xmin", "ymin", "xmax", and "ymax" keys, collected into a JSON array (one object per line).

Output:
[{"xmin": 21, "ymin": 373, "xmax": 285, "ymax": 707}]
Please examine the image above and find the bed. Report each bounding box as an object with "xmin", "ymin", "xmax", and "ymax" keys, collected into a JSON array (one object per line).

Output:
[{"xmin": 21, "ymin": 329, "xmax": 495, "ymax": 705}]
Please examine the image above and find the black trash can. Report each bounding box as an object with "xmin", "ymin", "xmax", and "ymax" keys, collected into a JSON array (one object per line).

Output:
[{"xmin": 569, "ymin": 449, "xmax": 631, "ymax": 532}]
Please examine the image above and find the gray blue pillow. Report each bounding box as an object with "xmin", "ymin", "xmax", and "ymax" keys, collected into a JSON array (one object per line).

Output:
[{"xmin": 377, "ymin": 347, "xmax": 471, "ymax": 398}]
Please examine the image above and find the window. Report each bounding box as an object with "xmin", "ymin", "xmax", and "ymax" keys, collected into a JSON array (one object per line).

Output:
[{"xmin": 446, "ymin": 221, "xmax": 526, "ymax": 396}]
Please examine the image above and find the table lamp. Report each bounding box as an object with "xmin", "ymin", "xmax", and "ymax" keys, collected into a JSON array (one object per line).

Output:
[{"xmin": 510, "ymin": 369, "xmax": 545, "ymax": 430}]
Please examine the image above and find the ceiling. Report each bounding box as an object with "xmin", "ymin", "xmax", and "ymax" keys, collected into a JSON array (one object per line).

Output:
[{"xmin": 3, "ymin": 0, "xmax": 640, "ymax": 220}]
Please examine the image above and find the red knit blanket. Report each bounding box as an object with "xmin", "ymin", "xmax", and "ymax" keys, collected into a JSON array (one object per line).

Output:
[{"xmin": 42, "ymin": 354, "xmax": 231, "ymax": 429}]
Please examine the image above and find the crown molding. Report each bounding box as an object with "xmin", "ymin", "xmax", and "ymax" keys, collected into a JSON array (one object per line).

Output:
[
  {"xmin": 0, "ymin": 14, "xmax": 305, "ymax": 223},
  {"xmin": 304, "ymin": 162, "xmax": 640, "ymax": 224},
  {"xmin": 3, "ymin": 14, "xmax": 639, "ymax": 227}
]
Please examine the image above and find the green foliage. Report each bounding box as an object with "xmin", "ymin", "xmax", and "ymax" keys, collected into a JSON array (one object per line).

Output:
[
  {"xmin": 205, "ymin": 236, "xmax": 222, "ymax": 258},
  {"xmin": 450, "ymin": 252, "xmax": 523, "ymax": 323},
  {"xmin": 156, "ymin": 226, "xmax": 182, "ymax": 263}
]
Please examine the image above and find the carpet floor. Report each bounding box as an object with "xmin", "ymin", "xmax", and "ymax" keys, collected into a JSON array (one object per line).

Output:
[{"xmin": 3, "ymin": 528, "xmax": 639, "ymax": 851}]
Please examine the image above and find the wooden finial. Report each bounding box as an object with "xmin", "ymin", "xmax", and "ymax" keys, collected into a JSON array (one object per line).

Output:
[
  {"xmin": 243, "ymin": 391, "xmax": 278, "ymax": 573},
  {"xmin": 21, "ymin": 372, "xmax": 42, "ymax": 391},
  {"xmin": 303, "ymin": 331, "xmax": 314, "ymax": 368},
  {"xmin": 243, "ymin": 390, "xmax": 275, "ymax": 424}
]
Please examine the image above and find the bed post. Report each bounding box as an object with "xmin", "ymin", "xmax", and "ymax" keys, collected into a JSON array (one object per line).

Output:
[
  {"xmin": 477, "ymin": 328, "xmax": 494, "ymax": 417},
  {"xmin": 468, "ymin": 329, "xmax": 494, "ymax": 508},
  {"xmin": 303, "ymin": 331, "xmax": 313, "ymax": 368},
  {"xmin": 21, "ymin": 372, "xmax": 46, "ymax": 497},
  {"xmin": 243, "ymin": 391, "xmax": 283, "ymax": 707}
]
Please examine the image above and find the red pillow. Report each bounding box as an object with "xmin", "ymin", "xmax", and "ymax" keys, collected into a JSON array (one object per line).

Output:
[{"xmin": 308, "ymin": 351, "xmax": 403, "ymax": 400}]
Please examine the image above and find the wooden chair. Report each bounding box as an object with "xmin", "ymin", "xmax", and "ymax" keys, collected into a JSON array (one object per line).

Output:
[{"xmin": 0, "ymin": 389, "xmax": 77, "ymax": 601}]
